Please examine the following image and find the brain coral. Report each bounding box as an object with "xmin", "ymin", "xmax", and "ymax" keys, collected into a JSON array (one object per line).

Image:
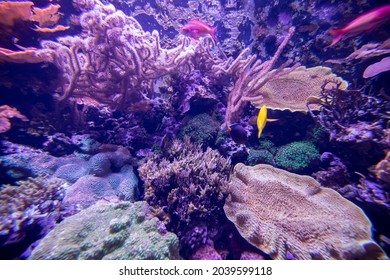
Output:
[
  {"xmin": 29, "ymin": 201, "xmax": 180, "ymax": 260},
  {"xmin": 251, "ymin": 66, "xmax": 348, "ymax": 112},
  {"xmin": 223, "ymin": 163, "xmax": 387, "ymax": 260}
]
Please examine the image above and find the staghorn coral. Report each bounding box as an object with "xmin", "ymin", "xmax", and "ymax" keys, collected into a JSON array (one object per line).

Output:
[
  {"xmin": 251, "ymin": 66, "xmax": 348, "ymax": 112},
  {"xmin": 29, "ymin": 201, "xmax": 180, "ymax": 260},
  {"xmin": 138, "ymin": 137, "xmax": 230, "ymax": 256},
  {"xmin": 223, "ymin": 163, "xmax": 387, "ymax": 260},
  {"xmin": 274, "ymin": 141, "xmax": 320, "ymax": 173}
]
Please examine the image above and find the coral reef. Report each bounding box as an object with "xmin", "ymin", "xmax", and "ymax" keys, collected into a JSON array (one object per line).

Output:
[
  {"xmin": 214, "ymin": 27, "xmax": 299, "ymax": 127},
  {"xmin": 223, "ymin": 163, "xmax": 387, "ymax": 260},
  {"xmin": 307, "ymin": 80, "xmax": 389, "ymax": 145},
  {"xmin": 0, "ymin": 140, "xmax": 139, "ymax": 210},
  {"xmin": 29, "ymin": 201, "xmax": 180, "ymax": 260},
  {"xmin": 138, "ymin": 137, "xmax": 230, "ymax": 257},
  {"xmin": 39, "ymin": 1, "xmax": 220, "ymax": 111},
  {"xmin": 0, "ymin": 175, "xmax": 67, "ymax": 259}
]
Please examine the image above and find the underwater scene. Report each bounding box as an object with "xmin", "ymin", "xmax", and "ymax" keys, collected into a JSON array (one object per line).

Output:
[{"xmin": 0, "ymin": 0, "xmax": 389, "ymax": 260}]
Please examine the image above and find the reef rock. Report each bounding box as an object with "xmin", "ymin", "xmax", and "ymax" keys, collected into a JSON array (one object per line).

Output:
[
  {"xmin": 223, "ymin": 163, "xmax": 387, "ymax": 260},
  {"xmin": 29, "ymin": 201, "xmax": 180, "ymax": 260}
]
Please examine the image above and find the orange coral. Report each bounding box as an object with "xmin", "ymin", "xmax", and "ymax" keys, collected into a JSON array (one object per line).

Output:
[
  {"xmin": 33, "ymin": 25, "xmax": 70, "ymax": 33},
  {"xmin": 0, "ymin": 2, "xmax": 67, "ymax": 34},
  {"xmin": 31, "ymin": 4, "xmax": 61, "ymax": 27},
  {"xmin": 0, "ymin": 105, "xmax": 28, "ymax": 133},
  {"xmin": 0, "ymin": 47, "xmax": 51, "ymax": 63},
  {"xmin": 0, "ymin": 1, "xmax": 33, "ymax": 27}
]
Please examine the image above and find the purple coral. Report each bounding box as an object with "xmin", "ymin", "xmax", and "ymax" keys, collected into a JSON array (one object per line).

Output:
[
  {"xmin": 307, "ymin": 80, "xmax": 388, "ymax": 144},
  {"xmin": 138, "ymin": 137, "xmax": 230, "ymax": 258}
]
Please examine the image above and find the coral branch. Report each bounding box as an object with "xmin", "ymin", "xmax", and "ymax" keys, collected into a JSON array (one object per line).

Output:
[
  {"xmin": 40, "ymin": 2, "xmax": 217, "ymax": 110},
  {"xmin": 218, "ymin": 27, "xmax": 299, "ymax": 127}
]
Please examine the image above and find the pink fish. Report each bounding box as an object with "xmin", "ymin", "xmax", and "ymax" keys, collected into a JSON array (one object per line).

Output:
[
  {"xmin": 180, "ymin": 19, "xmax": 217, "ymax": 41},
  {"xmin": 328, "ymin": 5, "xmax": 390, "ymax": 47}
]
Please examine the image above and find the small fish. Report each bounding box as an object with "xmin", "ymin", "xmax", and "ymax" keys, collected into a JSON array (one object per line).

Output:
[
  {"xmin": 180, "ymin": 19, "xmax": 217, "ymax": 41},
  {"xmin": 328, "ymin": 5, "xmax": 390, "ymax": 47},
  {"xmin": 257, "ymin": 105, "xmax": 278, "ymax": 139},
  {"xmin": 228, "ymin": 123, "xmax": 247, "ymax": 144}
]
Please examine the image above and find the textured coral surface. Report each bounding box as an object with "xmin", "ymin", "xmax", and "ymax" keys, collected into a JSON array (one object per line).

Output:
[
  {"xmin": 223, "ymin": 163, "xmax": 387, "ymax": 260},
  {"xmin": 30, "ymin": 201, "xmax": 180, "ymax": 260}
]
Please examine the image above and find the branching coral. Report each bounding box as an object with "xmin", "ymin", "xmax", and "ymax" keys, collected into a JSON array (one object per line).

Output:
[
  {"xmin": 138, "ymin": 137, "xmax": 230, "ymax": 256},
  {"xmin": 307, "ymin": 79, "xmax": 389, "ymax": 144},
  {"xmin": 213, "ymin": 27, "xmax": 299, "ymax": 127},
  {"xmin": 39, "ymin": 2, "xmax": 219, "ymax": 110}
]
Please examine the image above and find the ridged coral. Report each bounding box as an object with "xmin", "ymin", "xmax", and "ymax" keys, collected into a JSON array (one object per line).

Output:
[
  {"xmin": 138, "ymin": 137, "xmax": 230, "ymax": 256},
  {"xmin": 252, "ymin": 66, "xmax": 348, "ymax": 112},
  {"xmin": 223, "ymin": 163, "xmax": 387, "ymax": 260},
  {"xmin": 29, "ymin": 201, "xmax": 180, "ymax": 260}
]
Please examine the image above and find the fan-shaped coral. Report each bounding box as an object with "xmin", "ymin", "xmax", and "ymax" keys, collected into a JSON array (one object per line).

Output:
[
  {"xmin": 252, "ymin": 66, "xmax": 348, "ymax": 112},
  {"xmin": 223, "ymin": 163, "xmax": 387, "ymax": 260}
]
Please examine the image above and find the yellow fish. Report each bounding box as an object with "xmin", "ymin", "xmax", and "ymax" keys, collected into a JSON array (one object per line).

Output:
[{"xmin": 257, "ymin": 105, "xmax": 278, "ymax": 138}]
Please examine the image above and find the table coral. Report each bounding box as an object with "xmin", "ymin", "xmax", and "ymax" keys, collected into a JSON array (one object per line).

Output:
[
  {"xmin": 223, "ymin": 163, "xmax": 387, "ymax": 260},
  {"xmin": 29, "ymin": 201, "xmax": 180, "ymax": 260}
]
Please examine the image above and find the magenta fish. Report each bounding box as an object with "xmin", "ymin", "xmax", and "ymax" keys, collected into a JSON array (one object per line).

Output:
[
  {"xmin": 180, "ymin": 19, "xmax": 217, "ymax": 41},
  {"xmin": 328, "ymin": 4, "xmax": 390, "ymax": 47}
]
